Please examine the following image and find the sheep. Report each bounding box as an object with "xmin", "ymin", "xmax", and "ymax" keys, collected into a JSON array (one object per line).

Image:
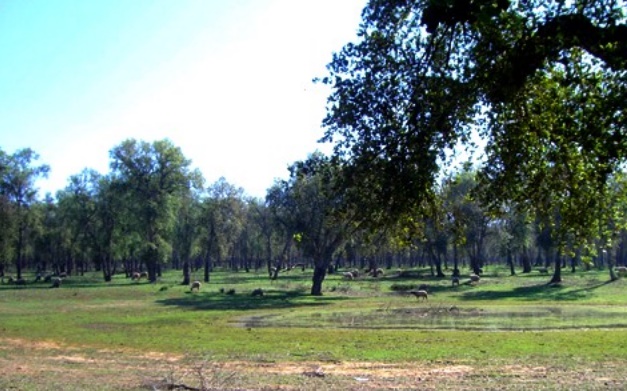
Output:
[
  {"xmin": 44, "ymin": 274, "xmax": 53, "ymax": 283},
  {"xmin": 616, "ymin": 266, "xmax": 627, "ymax": 277},
  {"xmin": 139, "ymin": 271, "xmax": 148, "ymax": 280},
  {"xmin": 342, "ymin": 271, "xmax": 354, "ymax": 280},
  {"xmin": 190, "ymin": 280, "xmax": 201, "ymax": 292},
  {"xmin": 409, "ymin": 290, "xmax": 428, "ymax": 301},
  {"xmin": 537, "ymin": 267, "xmax": 549, "ymax": 274},
  {"xmin": 51, "ymin": 277, "xmax": 62, "ymax": 288},
  {"xmin": 369, "ymin": 268, "xmax": 384, "ymax": 277},
  {"xmin": 251, "ymin": 288, "xmax": 264, "ymax": 297},
  {"xmin": 131, "ymin": 272, "xmax": 141, "ymax": 281},
  {"xmin": 469, "ymin": 274, "xmax": 480, "ymax": 283},
  {"xmin": 452, "ymin": 276, "xmax": 460, "ymax": 287}
]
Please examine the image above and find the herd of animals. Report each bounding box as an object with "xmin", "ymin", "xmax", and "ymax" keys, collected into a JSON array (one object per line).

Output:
[{"xmin": 3, "ymin": 266, "xmax": 627, "ymax": 301}]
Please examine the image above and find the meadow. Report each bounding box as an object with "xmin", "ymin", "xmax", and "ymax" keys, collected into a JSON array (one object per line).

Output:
[{"xmin": 1, "ymin": 267, "xmax": 627, "ymax": 390}]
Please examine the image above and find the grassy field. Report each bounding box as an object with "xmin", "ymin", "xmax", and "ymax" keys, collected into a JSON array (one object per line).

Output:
[{"xmin": 2, "ymin": 267, "xmax": 627, "ymax": 390}]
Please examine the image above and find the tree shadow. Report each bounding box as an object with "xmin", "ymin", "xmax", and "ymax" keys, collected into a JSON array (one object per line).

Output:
[
  {"xmin": 156, "ymin": 289, "xmax": 345, "ymax": 311},
  {"xmin": 459, "ymin": 280, "xmax": 617, "ymax": 302}
]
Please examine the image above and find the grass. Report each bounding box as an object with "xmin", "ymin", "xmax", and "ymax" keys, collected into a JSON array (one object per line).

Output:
[{"xmin": 2, "ymin": 266, "xmax": 627, "ymax": 389}]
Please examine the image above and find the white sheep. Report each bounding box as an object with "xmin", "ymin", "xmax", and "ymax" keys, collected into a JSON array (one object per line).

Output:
[
  {"xmin": 131, "ymin": 272, "xmax": 141, "ymax": 281},
  {"xmin": 410, "ymin": 290, "xmax": 428, "ymax": 301},
  {"xmin": 342, "ymin": 271, "xmax": 354, "ymax": 280},
  {"xmin": 616, "ymin": 266, "xmax": 627, "ymax": 277},
  {"xmin": 190, "ymin": 280, "xmax": 201, "ymax": 292}
]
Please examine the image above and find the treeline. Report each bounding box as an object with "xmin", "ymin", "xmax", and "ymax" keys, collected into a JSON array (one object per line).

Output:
[{"xmin": 1, "ymin": 140, "xmax": 627, "ymax": 295}]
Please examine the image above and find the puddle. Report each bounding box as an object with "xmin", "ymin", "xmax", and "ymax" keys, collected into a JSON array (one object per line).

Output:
[{"xmin": 234, "ymin": 306, "xmax": 627, "ymax": 331}]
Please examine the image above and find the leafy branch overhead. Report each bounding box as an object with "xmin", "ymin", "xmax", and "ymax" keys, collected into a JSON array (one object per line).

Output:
[{"xmin": 321, "ymin": 0, "xmax": 626, "ymax": 240}]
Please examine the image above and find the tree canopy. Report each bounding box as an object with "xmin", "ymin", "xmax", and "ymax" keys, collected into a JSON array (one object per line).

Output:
[{"xmin": 321, "ymin": 0, "xmax": 626, "ymax": 241}]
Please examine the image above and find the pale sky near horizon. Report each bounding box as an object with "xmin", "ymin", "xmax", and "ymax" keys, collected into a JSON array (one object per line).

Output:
[{"xmin": 0, "ymin": 0, "xmax": 367, "ymax": 199}]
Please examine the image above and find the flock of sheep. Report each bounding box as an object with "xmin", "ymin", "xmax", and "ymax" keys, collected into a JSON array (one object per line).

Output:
[{"xmin": 4, "ymin": 266, "xmax": 627, "ymax": 298}]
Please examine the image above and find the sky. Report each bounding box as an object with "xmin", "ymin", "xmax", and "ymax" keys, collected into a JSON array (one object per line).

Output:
[{"xmin": 0, "ymin": 0, "xmax": 367, "ymax": 199}]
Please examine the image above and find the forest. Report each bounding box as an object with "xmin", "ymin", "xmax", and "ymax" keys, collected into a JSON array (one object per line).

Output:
[
  {"xmin": 1, "ymin": 138, "xmax": 626, "ymax": 297},
  {"xmin": 2, "ymin": 0, "xmax": 626, "ymax": 297}
]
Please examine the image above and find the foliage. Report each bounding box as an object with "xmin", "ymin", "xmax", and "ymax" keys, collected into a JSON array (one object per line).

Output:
[{"xmin": 320, "ymin": 0, "xmax": 627, "ymax": 238}]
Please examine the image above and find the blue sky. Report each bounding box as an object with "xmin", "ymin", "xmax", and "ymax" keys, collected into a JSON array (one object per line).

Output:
[{"xmin": 0, "ymin": 0, "xmax": 366, "ymax": 199}]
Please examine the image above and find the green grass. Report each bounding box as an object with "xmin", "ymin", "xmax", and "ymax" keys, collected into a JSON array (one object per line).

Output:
[{"xmin": 2, "ymin": 267, "xmax": 627, "ymax": 389}]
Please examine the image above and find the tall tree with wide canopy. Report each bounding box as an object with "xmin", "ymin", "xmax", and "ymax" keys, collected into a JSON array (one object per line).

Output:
[
  {"xmin": 269, "ymin": 153, "xmax": 355, "ymax": 295},
  {"xmin": 321, "ymin": 0, "xmax": 626, "ymax": 240},
  {"xmin": 109, "ymin": 139, "xmax": 194, "ymax": 282}
]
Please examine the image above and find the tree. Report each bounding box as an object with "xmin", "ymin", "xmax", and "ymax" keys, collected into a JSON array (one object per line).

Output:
[
  {"xmin": 199, "ymin": 177, "xmax": 245, "ymax": 282},
  {"xmin": 109, "ymin": 139, "xmax": 194, "ymax": 282},
  {"xmin": 0, "ymin": 148, "xmax": 49, "ymax": 279},
  {"xmin": 269, "ymin": 153, "xmax": 355, "ymax": 295},
  {"xmin": 321, "ymin": 0, "xmax": 626, "ymax": 235}
]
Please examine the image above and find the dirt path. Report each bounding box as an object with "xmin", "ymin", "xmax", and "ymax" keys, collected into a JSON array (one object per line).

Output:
[{"xmin": 1, "ymin": 337, "xmax": 624, "ymax": 390}]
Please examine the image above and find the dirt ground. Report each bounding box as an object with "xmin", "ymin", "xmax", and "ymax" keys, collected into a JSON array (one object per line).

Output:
[{"xmin": 1, "ymin": 337, "xmax": 625, "ymax": 390}]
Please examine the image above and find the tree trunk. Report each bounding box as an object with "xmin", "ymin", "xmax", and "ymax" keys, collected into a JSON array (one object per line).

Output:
[
  {"xmin": 521, "ymin": 248, "xmax": 532, "ymax": 273},
  {"xmin": 204, "ymin": 255, "xmax": 211, "ymax": 283},
  {"xmin": 182, "ymin": 259, "xmax": 191, "ymax": 285},
  {"xmin": 311, "ymin": 265, "xmax": 326, "ymax": 296},
  {"xmin": 549, "ymin": 251, "xmax": 562, "ymax": 284},
  {"xmin": 508, "ymin": 249, "xmax": 516, "ymax": 276}
]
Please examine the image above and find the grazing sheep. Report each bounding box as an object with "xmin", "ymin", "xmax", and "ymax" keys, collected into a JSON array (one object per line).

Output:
[
  {"xmin": 409, "ymin": 290, "xmax": 428, "ymax": 301},
  {"xmin": 15, "ymin": 278, "xmax": 26, "ymax": 286},
  {"xmin": 131, "ymin": 272, "xmax": 141, "ymax": 281},
  {"xmin": 342, "ymin": 271, "xmax": 354, "ymax": 280},
  {"xmin": 251, "ymin": 288, "xmax": 264, "ymax": 297},
  {"xmin": 51, "ymin": 277, "xmax": 62, "ymax": 288},
  {"xmin": 469, "ymin": 274, "xmax": 480, "ymax": 283},
  {"xmin": 616, "ymin": 266, "xmax": 627, "ymax": 277},
  {"xmin": 139, "ymin": 271, "xmax": 148, "ymax": 280},
  {"xmin": 452, "ymin": 276, "xmax": 460, "ymax": 287},
  {"xmin": 44, "ymin": 274, "xmax": 53, "ymax": 283},
  {"xmin": 537, "ymin": 267, "xmax": 549, "ymax": 274},
  {"xmin": 35, "ymin": 273, "xmax": 42, "ymax": 282},
  {"xmin": 7, "ymin": 276, "xmax": 15, "ymax": 284},
  {"xmin": 190, "ymin": 280, "xmax": 201, "ymax": 292}
]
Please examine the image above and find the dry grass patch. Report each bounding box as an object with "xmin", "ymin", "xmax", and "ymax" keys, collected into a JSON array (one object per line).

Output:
[{"xmin": 2, "ymin": 338, "xmax": 627, "ymax": 390}]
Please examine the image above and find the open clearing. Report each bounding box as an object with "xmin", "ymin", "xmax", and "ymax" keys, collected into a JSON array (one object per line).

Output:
[{"xmin": 2, "ymin": 268, "xmax": 627, "ymax": 390}]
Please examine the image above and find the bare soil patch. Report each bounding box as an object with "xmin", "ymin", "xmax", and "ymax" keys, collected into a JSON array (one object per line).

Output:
[{"xmin": 1, "ymin": 338, "xmax": 625, "ymax": 390}]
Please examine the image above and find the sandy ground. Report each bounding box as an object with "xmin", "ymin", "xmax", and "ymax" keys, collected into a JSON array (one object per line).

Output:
[{"xmin": 1, "ymin": 337, "xmax": 625, "ymax": 390}]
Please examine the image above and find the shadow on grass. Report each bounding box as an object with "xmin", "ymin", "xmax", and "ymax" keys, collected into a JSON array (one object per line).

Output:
[
  {"xmin": 459, "ymin": 280, "xmax": 617, "ymax": 301},
  {"xmin": 156, "ymin": 289, "xmax": 345, "ymax": 311}
]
